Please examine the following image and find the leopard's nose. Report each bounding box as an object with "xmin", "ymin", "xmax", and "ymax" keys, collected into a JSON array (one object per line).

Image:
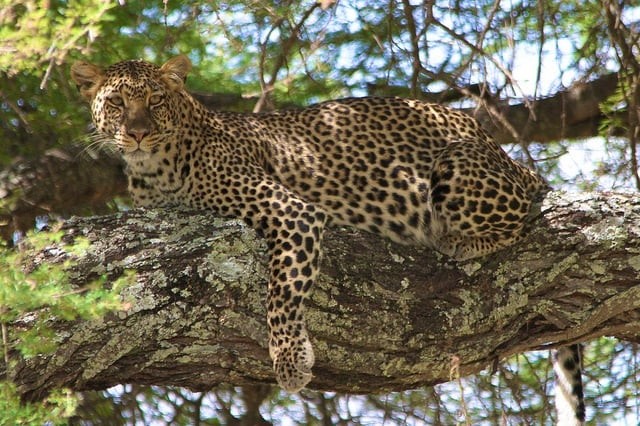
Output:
[{"xmin": 128, "ymin": 129, "xmax": 150, "ymax": 142}]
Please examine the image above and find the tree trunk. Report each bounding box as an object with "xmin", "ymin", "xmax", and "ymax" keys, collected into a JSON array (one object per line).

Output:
[{"xmin": 5, "ymin": 191, "xmax": 640, "ymax": 401}]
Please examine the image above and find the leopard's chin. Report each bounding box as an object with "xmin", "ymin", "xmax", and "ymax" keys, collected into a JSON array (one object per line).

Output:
[{"xmin": 123, "ymin": 149, "xmax": 151, "ymax": 161}]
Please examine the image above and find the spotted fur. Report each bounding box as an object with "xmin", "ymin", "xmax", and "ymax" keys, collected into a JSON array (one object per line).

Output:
[{"xmin": 72, "ymin": 55, "xmax": 551, "ymax": 393}]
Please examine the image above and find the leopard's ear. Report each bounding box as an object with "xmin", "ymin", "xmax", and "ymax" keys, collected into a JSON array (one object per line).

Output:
[
  {"xmin": 160, "ymin": 55, "xmax": 192, "ymax": 91},
  {"xmin": 70, "ymin": 61, "xmax": 104, "ymax": 101}
]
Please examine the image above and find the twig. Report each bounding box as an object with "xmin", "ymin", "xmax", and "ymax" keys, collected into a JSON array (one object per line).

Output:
[
  {"xmin": 1, "ymin": 319, "xmax": 9, "ymax": 367},
  {"xmin": 401, "ymin": 0, "xmax": 421, "ymax": 97},
  {"xmin": 450, "ymin": 355, "xmax": 471, "ymax": 426},
  {"xmin": 254, "ymin": 3, "xmax": 321, "ymax": 113}
]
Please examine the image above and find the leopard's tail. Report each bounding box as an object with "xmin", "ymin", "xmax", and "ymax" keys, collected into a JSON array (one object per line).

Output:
[{"xmin": 553, "ymin": 344, "xmax": 585, "ymax": 425}]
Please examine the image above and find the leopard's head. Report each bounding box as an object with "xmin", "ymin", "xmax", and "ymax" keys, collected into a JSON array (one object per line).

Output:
[{"xmin": 71, "ymin": 55, "xmax": 192, "ymax": 159}]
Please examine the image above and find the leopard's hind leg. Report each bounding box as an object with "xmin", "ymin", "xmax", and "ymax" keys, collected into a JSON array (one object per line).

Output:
[{"xmin": 427, "ymin": 139, "xmax": 542, "ymax": 260}]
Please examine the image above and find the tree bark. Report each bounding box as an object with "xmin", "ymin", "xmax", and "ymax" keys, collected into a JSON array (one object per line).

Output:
[{"xmin": 5, "ymin": 191, "xmax": 640, "ymax": 401}]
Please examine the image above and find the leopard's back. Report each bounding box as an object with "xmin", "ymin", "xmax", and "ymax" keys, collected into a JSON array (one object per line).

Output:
[{"xmin": 252, "ymin": 97, "xmax": 548, "ymax": 255}]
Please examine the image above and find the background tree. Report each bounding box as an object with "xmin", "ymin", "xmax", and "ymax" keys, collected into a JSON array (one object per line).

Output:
[{"xmin": 1, "ymin": 0, "xmax": 639, "ymax": 424}]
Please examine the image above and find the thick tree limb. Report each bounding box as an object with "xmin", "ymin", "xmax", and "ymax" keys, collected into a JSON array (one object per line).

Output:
[{"xmin": 4, "ymin": 191, "xmax": 640, "ymax": 401}]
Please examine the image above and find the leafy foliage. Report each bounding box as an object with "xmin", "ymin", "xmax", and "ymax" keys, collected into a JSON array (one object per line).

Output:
[
  {"xmin": 0, "ymin": 382, "xmax": 76, "ymax": 426},
  {"xmin": 0, "ymin": 233, "xmax": 128, "ymax": 355},
  {"xmin": 0, "ymin": 230, "xmax": 132, "ymax": 423}
]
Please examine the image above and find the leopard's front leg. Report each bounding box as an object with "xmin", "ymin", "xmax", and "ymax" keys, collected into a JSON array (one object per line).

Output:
[{"xmin": 254, "ymin": 181, "xmax": 327, "ymax": 392}]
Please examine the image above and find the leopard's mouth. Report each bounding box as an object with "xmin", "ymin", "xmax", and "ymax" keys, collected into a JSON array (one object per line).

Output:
[{"xmin": 123, "ymin": 149, "xmax": 151, "ymax": 161}]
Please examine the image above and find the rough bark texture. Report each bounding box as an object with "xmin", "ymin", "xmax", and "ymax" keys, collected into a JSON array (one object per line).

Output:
[{"xmin": 4, "ymin": 191, "xmax": 640, "ymax": 401}]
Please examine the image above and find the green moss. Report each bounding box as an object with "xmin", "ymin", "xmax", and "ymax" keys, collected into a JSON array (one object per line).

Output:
[
  {"xmin": 545, "ymin": 253, "xmax": 579, "ymax": 282},
  {"xmin": 627, "ymin": 255, "xmax": 640, "ymax": 271}
]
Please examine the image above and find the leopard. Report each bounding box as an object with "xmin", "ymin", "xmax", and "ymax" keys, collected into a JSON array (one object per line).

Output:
[{"xmin": 71, "ymin": 54, "xmax": 583, "ymax": 422}]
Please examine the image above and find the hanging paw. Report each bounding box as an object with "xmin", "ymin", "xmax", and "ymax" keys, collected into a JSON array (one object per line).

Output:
[{"xmin": 272, "ymin": 335, "xmax": 315, "ymax": 393}]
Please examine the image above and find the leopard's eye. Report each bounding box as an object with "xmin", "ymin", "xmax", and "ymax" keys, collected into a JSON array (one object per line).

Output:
[
  {"xmin": 149, "ymin": 93, "xmax": 164, "ymax": 106},
  {"xmin": 107, "ymin": 94, "xmax": 124, "ymax": 107}
]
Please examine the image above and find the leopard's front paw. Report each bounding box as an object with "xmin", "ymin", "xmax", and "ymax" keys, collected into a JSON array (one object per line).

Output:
[
  {"xmin": 436, "ymin": 235, "xmax": 507, "ymax": 261},
  {"xmin": 272, "ymin": 337, "xmax": 315, "ymax": 393}
]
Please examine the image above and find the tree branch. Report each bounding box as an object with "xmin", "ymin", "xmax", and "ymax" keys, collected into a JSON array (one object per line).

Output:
[
  {"xmin": 4, "ymin": 191, "xmax": 640, "ymax": 401},
  {"xmin": 0, "ymin": 145, "xmax": 127, "ymax": 243}
]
